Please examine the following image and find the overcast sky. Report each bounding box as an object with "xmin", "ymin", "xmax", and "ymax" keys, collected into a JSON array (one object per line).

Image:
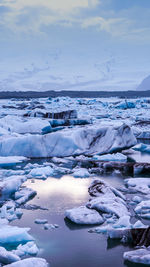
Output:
[{"xmin": 0, "ymin": 0, "xmax": 150, "ymax": 91}]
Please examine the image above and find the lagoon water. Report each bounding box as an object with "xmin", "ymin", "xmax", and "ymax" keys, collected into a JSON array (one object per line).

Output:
[{"xmin": 10, "ymin": 173, "xmax": 143, "ymax": 267}]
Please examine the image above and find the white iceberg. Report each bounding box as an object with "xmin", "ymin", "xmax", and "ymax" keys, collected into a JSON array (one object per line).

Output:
[
  {"xmin": 0, "ymin": 123, "xmax": 136, "ymax": 158},
  {"xmin": 0, "ymin": 156, "xmax": 27, "ymax": 167},
  {"xmin": 6, "ymin": 257, "xmax": 49, "ymax": 267},
  {"xmin": 29, "ymin": 166, "xmax": 54, "ymax": 179},
  {"xmin": 65, "ymin": 206, "xmax": 104, "ymax": 225},
  {"xmin": 0, "ymin": 246, "xmax": 20, "ymax": 265},
  {"xmin": 0, "ymin": 176, "xmax": 27, "ymax": 196},
  {"xmin": 92, "ymin": 153, "xmax": 127, "ymax": 162},
  {"xmin": 123, "ymin": 248, "xmax": 150, "ymax": 265}
]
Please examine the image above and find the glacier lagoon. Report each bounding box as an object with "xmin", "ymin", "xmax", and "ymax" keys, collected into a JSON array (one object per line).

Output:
[{"xmin": 0, "ymin": 96, "xmax": 150, "ymax": 266}]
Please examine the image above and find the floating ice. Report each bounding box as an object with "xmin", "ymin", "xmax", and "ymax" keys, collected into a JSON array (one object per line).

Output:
[
  {"xmin": 14, "ymin": 241, "xmax": 39, "ymax": 257},
  {"xmin": 29, "ymin": 166, "xmax": 54, "ymax": 179},
  {"xmin": 125, "ymin": 178, "xmax": 150, "ymax": 194},
  {"xmin": 0, "ymin": 156, "xmax": 28, "ymax": 167},
  {"xmin": 6, "ymin": 257, "xmax": 49, "ymax": 267},
  {"xmin": 0, "ymin": 246, "xmax": 20, "ymax": 265},
  {"xmin": 92, "ymin": 153, "xmax": 127, "ymax": 162},
  {"xmin": 65, "ymin": 206, "xmax": 104, "ymax": 225},
  {"xmin": 123, "ymin": 248, "xmax": 150, "ymax": 265},
  {"xmin": 0, "ymin": 123, "xmax": 136, "ymax": 158},
  {"xmin": 72, "ymin": 168, "xmax": 90, "ymax": 178},
  {"xmin": 15, "ymin": 188, "xmax": 37, "ymax": 205},
  {"xmin": 0, "ymin": 176, "xmax": 27, "ymax": 197},
  {"xmin": 34, "ymin": 219, "xmax": 48, "ymax": 224}
]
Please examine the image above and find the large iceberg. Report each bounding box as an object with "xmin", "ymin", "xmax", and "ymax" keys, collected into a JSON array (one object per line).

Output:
[{"xmin": 0, "ymin": 123, "xmax": 136, "ymax": 158}]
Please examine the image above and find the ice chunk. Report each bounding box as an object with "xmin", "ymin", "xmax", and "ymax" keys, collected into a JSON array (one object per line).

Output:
[
  {"xmin": 123, "ymin": 248, "xmax": 150, "ymax": 265},
  {"xmin": 133, "ymin": 143, "xmax": 150, "ymax": 153},
  {"xmin": 0, "ymin": 176, "xmax": 27, "ymax": 196},
  {"xmin": 6, "ymin": 257, "xmax": 49, "ymax": 267},
  {"xmin": 0, "ymin": 224, "xmax": 33, "ymax": 243},
  {"xmin": 125, "ymin": 178, "xmax": 150, "ymax": 194},
  {"xmin": 65, "ymin": 206, "xmax": 104, "ymax": 225},
  {"xmin": 87, "ymin": 196, "xmax": 129, "ymax": 218},
  {"xmin": 0, "ymin": 123, "xmax": 136, "ymax": 158},
  {"xmin": 92, "ymin": 153, "xmax": 127, "ymax": 162},
  {"xmin": 0, "ymin": 156, "xmax": 27, "ymax": 167},
  {"xmin": 15, "ymin": 188, "xmax": 37, "ymax": 205},
  {"xmin": 34, "ymin": 219, "xmax": 48, "ymax": 224},
  {"xmin": 29, "ymin": 166, "xmax": 54, "ymax": 179},
  {"xmin": 0, "ymin": 115, "xmax": 50, "ymax": 134},
  {"xmin": 14, "ymin": 242, "xmax": 39, "ymax": 257},
  {"xmin": 0, "ymin": 246, "xmax": 20, "ymax": 264},
  {"xmin": 135, "ymin": 200, "xmax": 150, "ymax": 219},
  {"xmin": 72, "ymin": 168, "xmax": 90, "ymax": 178}
]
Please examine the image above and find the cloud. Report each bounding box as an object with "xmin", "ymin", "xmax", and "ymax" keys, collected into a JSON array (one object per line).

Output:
[{"xmin": 0, "ymin": 0, "xmax": 150, "ymax": 44}]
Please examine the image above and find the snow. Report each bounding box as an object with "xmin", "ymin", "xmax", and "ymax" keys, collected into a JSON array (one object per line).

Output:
[
  {"xmin": 6, "ymin": 257, "xmax": 49, "ymax": 267},
  {"xmin": 65, "ymin": 206, "xmax": 104, "ymax": 225},
  {"xmin": 123, "ymin": 248, "xmax": 150, "ymax": 265}
]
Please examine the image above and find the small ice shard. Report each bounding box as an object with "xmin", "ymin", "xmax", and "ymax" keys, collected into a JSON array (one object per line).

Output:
[
  {"xmin": 0, "ymin": 246, "xmax": 20, "ymax": 265},
  {"xmin": 135, "ymin": 200, "xmax": 150, "ymax": 218},
  {"xmin": 123, "ymin": 248, "xmax": 150, "ymax": 265},
  {"xmin": 6, "ymin": 257, "xmax": 49, "ymax": 266},
  {"xmin": 34, "ymin": 219, "xmax": 48, "ymax": 224},
  {"xmin": 65, "ymin": 206, "xmax": 104, "ymax": 225},
  {"xmin": 43, "ymin": 224, "xmax": 59, "ymax": 230}
]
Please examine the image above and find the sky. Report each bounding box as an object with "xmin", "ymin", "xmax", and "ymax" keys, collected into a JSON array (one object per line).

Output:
[{"xmin": 0, "ymin": 0, "xmax": 150, "ymax": 91}]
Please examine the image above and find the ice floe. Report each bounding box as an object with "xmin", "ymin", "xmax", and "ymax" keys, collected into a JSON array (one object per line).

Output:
[{"xmin": 65, "ymin": 206, "xmax": 104, "ymax": 225}]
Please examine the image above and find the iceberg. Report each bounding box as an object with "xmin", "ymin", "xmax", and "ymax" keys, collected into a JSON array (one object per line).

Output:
[
  {"xmin": 65, "ymin": 206, "xmax": 104, "ymax": 225},
  {"xmin": 123, "ymin": 248, "xmax": 150, "ymax": 265},
  {"xmin": 92, "ymin": 153, "xmax": 127, "ymax": 162},
  {"xmin": 0, "ymin": 246, "xmax": 20, "ymax": 265},
  {"xmin": 0, "ymin": 156, "xmax": 27, "ymax": 167},
  {"xmin": 0, "ymin": 123, "xmax": 136, "ymax": 158},
  {"xmin": 0, "ymin": 176, "xmax": 27, "ymax": 196},
  {"xmin": 6, "ymin": 257, "xmax": 49, "ymax": 267}
]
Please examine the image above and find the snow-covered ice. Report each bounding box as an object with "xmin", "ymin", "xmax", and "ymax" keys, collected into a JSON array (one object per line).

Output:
[
  {"xmin": 65, "ymin": 206, "xmax": 104, "ymax": 225},
  {"xmin": 6, "ymin": 257, "xmax": 49, "ymax": 267}
]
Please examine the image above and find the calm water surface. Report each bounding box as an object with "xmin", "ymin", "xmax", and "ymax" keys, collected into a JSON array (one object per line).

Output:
[{"xmin": 10, "ymin": 174, "xmax": 146, "ymax": 267}]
